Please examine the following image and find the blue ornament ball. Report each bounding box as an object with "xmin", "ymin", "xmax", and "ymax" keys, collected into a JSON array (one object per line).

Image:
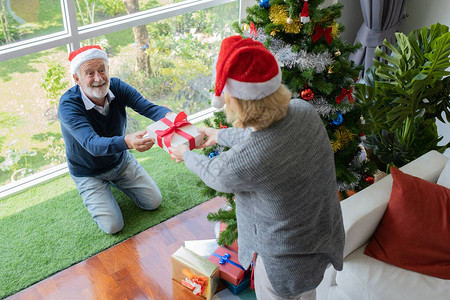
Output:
[
  {"xmin": 331, "ymin": 111, "xmax": 343, "ymax": 125},
  {"xmin": 259, "ymin": 0, "xmax": 270, "ymax": 9},
  {"xmin": 208, "ymin": 149, "xmax": 219, "ymax": 158}
]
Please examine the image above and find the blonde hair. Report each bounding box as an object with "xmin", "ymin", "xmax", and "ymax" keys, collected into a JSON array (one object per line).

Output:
[{"xmin": 225, "ymin": 84, "xmax": 292, "ymax": 130}]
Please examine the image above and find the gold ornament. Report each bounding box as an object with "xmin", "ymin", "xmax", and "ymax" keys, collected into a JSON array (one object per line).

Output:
[
  {"xmin": 334, "ymin": 50, "xmax": 341, "ymax": 56},
  {"xmin": 328, "ymin": 66, "xmax": 334, "ymax": 74},
  {"xmin": 286, "ymin": 17, "xmax": 293, "ymax": 24},
  {"xmin": 331, "ymin": 127, "xmax": 356, "ymax": 153},
  {"xmin": 331, "ymin": 23, "xmax": 339, "ymax": 38},
  {"xmin": 269, "ymin": 5, "xmax": 289, "ymax": 24},
  {"xmin": 285, "ymin": 21, "xmax": 302, "ymax": 34},
  {"xmin": 269, "ymin": 5, "xmax": 302, "ymax": 34}
]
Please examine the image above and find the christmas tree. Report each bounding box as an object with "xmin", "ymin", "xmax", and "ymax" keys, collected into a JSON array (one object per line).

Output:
[
  {"xmin": 235, "ymin": 0, "xmax": 376, "ymax": 197},
  {"xmin": 202, "ymin": 0, "xmax": 377, "ymax": 246},
  {"xmin": 200, "ymin": 111, "xmax": 238, "ymax": 247}
]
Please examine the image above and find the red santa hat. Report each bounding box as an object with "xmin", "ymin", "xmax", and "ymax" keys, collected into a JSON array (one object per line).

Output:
[
  {"xmin": 300, "ymin": 0, "xmax": 310, "ymax": 23},
  {"xmin": 68, "ymin": 45, "xmax": 108, "ymax": 74},
  {"xmin": 212, "ymin": 35, "xmax": 281, "ymax": 108}
]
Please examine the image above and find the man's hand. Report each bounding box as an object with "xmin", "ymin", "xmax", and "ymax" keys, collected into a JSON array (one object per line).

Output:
[
  {"xmin": 169, "ymin": 144, "xmax": 190, "ymax": 163},
  {"xmin": 196, "ymin": 127, "xmax": 219, "ymax": 148},
  {"xmin": 124, "ymin": 130, "xmax": 155, "ymax": 152}
]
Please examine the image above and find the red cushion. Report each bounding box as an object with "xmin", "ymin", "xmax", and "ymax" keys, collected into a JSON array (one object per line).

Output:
[{"xmin": 364, "ymin": 167, "xmax": 450, "ymax": 279}]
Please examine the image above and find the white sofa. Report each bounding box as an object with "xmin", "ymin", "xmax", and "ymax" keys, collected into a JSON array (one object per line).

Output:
[{"xmin": 316, "ymin": 150, "xmax": 450, "ymax": 300}]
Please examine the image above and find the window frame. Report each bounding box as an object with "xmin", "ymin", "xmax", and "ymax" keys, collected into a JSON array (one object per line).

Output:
[{"xmin": 0, "ymin": 0, "xmax": 239, "ymax": 62}]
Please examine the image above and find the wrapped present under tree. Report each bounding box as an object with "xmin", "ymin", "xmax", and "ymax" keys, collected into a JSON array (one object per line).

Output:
[
  {"xmin": 208, "ymin": 247, "xmax": 246, "ymax": 286},
  {"xmin": 171, "ymin": 246, "xmax": 220, "ymax": 299}
]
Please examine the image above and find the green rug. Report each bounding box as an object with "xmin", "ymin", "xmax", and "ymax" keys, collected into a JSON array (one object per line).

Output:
[{"xmin": 0, "ymin": 147, "xmax": 210, "ymax": 299}]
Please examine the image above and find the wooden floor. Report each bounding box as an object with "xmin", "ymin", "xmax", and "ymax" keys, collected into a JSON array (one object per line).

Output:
[{"xmin": 7, "ymin": 196, "xmax": 226, "ymax": 300}]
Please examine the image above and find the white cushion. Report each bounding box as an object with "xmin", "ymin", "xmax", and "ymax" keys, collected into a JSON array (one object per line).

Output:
[
  {"xmin": 327, "ymin": 285, "xmax": 352, "ymax": 300},
  {"xmin": 437, "ymin": 159, "xmax": 450, "ymax": 189},
  {"xmin": 336, "ymin": 246, "xmax": 450, "ymax": 300}
]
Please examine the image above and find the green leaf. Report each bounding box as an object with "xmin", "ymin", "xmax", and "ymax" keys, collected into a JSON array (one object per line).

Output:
[
  {"xmin": 413, "ymin": 73, "xmax": 427, "ymax": 81},
  {"xmin": 375, "ymin": 45, "xmax": 398, "ymax": 66}
]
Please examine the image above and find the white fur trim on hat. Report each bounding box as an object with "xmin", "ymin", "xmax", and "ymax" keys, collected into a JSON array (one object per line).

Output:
[
  {"xmin": 69, "ymin": 46, "xmax": 108, "ymax": 74},
  {"xmin": 224, "ymin": 65, "xmax": 281, "ymax": 101}
]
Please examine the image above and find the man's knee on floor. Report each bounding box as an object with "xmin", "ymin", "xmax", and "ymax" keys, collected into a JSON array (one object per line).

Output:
[
  {"xmin": 98, "ymin": 218, "xmax": 124, "ymax": 234},
  {"xmin": 142, "ymin": 193, "xmax": 162, "ymax": 210}
]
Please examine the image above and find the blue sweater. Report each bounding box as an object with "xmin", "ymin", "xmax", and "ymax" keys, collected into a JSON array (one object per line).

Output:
[{"xmin": 58, "ymin": 77, "xmax": 171, "ymax": 177}]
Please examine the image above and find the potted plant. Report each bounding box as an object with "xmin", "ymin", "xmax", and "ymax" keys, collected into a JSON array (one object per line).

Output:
[{"xmin": 354, "ymin": 23, "xmax": 450, "ymax": 172}]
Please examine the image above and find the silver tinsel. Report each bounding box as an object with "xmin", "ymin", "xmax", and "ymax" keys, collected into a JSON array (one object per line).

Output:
[
  {"xmin": 310, "ymin": 96, "xmax": 333, "ymax": 116},
  {"xmin": 337, "ymin": 171, "xmax": 362, "ymax": 191},
  {"xmin": 337, "ymin": 179, "xmax": 359, "ymax": 191},
  {"xmin": 337, "ymin": 146, "xmax": 367, "ymax": 191},
  {"xmin": 295, "ymin": 50, "xmax": 333, "ymax": 73},
  {"xmin": 309, "ymin": 96, "xmax": 351, "ymax": 117},
  {"xmin": 242, "ymin": 27, "xmax": 267, "ymax": 43},
  {"xmin": 243, "ymin": 30, "xmax": 333, "ymax": 73},
  {"xmin": 350, "ymin": 147, "xmax": 366, "ymax": 167},
  {"xmin": 273, "ymin": 45, "xmax": 299, "ymax": 68}
]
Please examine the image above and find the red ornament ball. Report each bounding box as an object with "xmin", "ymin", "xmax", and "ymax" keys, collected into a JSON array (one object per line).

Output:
[
  {"xmin": 365, "ymin": 176, "xmax": 374, "ymax": 184},
  {"xmin": 301, "ymin": 88, "xmax": 314, "ymax": 101}
]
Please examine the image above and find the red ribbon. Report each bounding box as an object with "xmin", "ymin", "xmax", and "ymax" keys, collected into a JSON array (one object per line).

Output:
[
  {"xmin": 181, "ymin": 276, "xmax": 206, "ymax": 295},
  {"xmin": 312, "ymin": 26, "xmax": 333, "ymax": 44},
  {"xmin": 154, "ymin": 112, "xmax": 195, "ymax": 150},
  {"xmin": 336, "ymin": 87, "xmax": 354, "ymax": 104},
  {"xmin": 250, "ymin": 22, "xmax": 257, "ymax": 38}
]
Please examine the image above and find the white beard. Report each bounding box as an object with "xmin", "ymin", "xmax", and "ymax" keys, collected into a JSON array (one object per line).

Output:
[{"xmin": 81, "ymin": 79, "xmax": 110, "ymax": 102}]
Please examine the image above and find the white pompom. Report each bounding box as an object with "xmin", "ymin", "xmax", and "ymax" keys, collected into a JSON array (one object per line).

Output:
[{"xmin": 211, "ymin": 94, "xmax": 225, "ymax": 108}]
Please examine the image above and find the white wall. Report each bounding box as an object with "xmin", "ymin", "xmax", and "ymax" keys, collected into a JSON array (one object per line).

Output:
[
  {"xmin": 337, "ymin": 0, "xmax": 362, "ymax": 43},
  {"xmin": 400, "ymin": 0, "xmax": 450, "ymax": 33}
]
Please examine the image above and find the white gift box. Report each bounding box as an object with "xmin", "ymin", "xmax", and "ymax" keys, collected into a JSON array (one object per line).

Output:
[{"xmin": 146, "ymin": 112, "xmax": 204, "ymax": 152}]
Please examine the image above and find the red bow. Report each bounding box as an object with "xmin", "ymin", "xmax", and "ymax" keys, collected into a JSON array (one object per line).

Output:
[
  {"xmin": 336, "ymin": 87, "xmax": 354, "ymax": 104},
  {"xmin": 219, "ymin": 122, "xmax": 227, "ymax": 129},
  {"xmin": 250, "ymin": 22, "xmax": 257, "ymax": 38},
  {"xmin": 155, "ymin": 112, "xmax": 195, "ymax": 150},
  {"xmin": 312, "ymin": 26, "xmax": 333, "ymax": 44}
]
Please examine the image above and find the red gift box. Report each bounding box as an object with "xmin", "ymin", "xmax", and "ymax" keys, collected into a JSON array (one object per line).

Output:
[
  {"xmin": 219, "ymin": 222, "xmax": 239, "ymax": 253},
  {"xmin": 208, "ymin": 247, "xmax": 246, "ymax": 286}
]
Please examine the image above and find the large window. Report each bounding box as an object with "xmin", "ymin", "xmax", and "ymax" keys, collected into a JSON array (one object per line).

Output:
[
  {"xmin": 0, "ymin": 0, "xmax": 239, "ymax": 188},
  {"xmin": 0, "ymin": 0, "xmax": 65, "ymax": 46}
]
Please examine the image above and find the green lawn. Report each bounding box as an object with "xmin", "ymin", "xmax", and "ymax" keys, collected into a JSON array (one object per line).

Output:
[{"xmin": 0, "ymin": 146, "xmax": 212, "ymax": 299}]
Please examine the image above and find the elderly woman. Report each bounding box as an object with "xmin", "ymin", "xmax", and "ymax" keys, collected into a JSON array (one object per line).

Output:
[{"xmin": 169, "ymin": 35, "xmax": 344, "ymax": 300}]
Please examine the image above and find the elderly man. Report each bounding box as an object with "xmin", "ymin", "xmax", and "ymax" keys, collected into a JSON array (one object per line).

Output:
[{"xmin": 58, "ymin": 45, "xmax": 172, "ymax": 234}]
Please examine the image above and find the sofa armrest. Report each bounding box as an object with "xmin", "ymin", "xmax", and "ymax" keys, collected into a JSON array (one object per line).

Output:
[{"xmin": 341, "ymin": 150, "xmax": 448, "ymax": 258}]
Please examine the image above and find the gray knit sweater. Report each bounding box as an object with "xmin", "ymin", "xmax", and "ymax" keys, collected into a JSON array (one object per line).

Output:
[{"xmin": 183, "ymin": 99, "xmax": 344, "ymax": 298}]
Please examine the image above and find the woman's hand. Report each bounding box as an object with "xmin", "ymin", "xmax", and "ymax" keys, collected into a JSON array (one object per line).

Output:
[
  {"xmin": 197, "ymin": 127, "xmax": 219, "ymax": 148},
  {"xmin": 169, "ymin": 144, "xmax": 190, "ymax": 163}
]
